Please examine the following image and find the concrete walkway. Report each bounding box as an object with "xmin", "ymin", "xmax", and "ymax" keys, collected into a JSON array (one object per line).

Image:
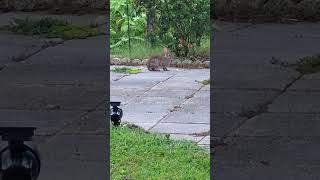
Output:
[
  {"xmin": 111, "ymin": 66, "xmax": 210, "ymax": 149},
  {"xmin": 213, "ymin": 21, "xmax": 320, "ymax": 179},
  {"xmin": 0, "ymin": 12, "xmax": 107, "ymax": 180}
]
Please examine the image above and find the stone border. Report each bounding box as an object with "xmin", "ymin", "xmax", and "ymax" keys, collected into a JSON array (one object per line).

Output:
[{"xmin": 111, "ymin": 57, "xmax": 210, "ymax": 69}]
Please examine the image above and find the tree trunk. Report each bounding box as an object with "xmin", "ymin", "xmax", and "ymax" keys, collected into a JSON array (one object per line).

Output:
[{"xmin": 146, "ymin": 2, "xmax": 156, "ymax": 46}]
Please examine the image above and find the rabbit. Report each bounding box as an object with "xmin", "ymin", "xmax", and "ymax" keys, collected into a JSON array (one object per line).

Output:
[{"xmin": 147, "ymin": 47, "xmax": 173, "ymax": 71}]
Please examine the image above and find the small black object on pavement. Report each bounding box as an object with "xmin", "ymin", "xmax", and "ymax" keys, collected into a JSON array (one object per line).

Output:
[
  {"xmin": 0, "ymin": 127, "xmax": 41, "ymax": 180},
  {"xmin": 110, "ymin": 102, "xmax": 123, "ymax": 126}
]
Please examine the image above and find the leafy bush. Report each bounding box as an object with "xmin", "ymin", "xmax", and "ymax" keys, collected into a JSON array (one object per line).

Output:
[
  {"xmin": 111, "ymin": 0, "xmax": 210, "ymax": 58},
  {"xmin": 110, "ymin": 0, "xmax": 146, "ymax": 48},
  {"xmin": 156, "ymin": 0, "xmax": 210, "ymax": 57}
]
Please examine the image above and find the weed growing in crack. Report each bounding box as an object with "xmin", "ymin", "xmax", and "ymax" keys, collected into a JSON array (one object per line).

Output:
[
  {"xmin": 196, "ymin": 79, "xmax": 210, "ymax": 85},
  {"xmin": 111, "ymin": 67, "xmax": 142, "ymax": 74},
  {"xmin": 296, "ymin": 54, "xmax": 320, "ymax": 74},
  {"xmin": 3, "ymin": 17, "xmax": 102, "ymax": 40}
]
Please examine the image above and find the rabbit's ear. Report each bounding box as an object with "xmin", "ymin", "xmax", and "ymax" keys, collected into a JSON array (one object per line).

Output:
[{"xmin": 163, "ymin": 47, "xmax": 168, "ymax": 55}]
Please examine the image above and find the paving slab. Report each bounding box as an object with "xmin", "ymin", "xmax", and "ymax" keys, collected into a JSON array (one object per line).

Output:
[
  {"xmin": 0, "ymin": 33, "xmax": 47, "ymax": 66},
  {"xmin": 198, "ymin": 136, "xmax": 210, "ymax": 145},
  {"xmin": 288, "ymin": 79, "xmax": 320, "ymax": 91},
  {"xmin": 162, "ymin": 111, "xmax": 210, "ymax": 124},
  {"xmin": 150, "ymin": 123, "xmax": 210, "ymax": 135},
  {"xmin": 38, "ymin": 160, "xmax": 107, "ymax": 180},
  {"xmin": 302, "ymin": 72, "xmax": 320, "ymax": 80},
  {"xmin": 212, "ymin": 89, "xmax": 279, "ymax": 114},
  {"xmin": 62, "ymin": 111, "xmax": 107, "ymax": 135},
  {"xmin": 0, "ymin": 64, "xmax": 107, "ymax": 85},
  {"xmin": 0, "ymin": 110, "xmax": 82, "ymax": 136},
  {"xmin": 39, "ymin": 135, "xmax": 107, "ymax": 162},
  {"xmin": 143, "ymin": 89, "xmax": 195, "ymax": 99},
  {"xmin": 213, "ymin": 21, "xmax": 320, "ymax": 178},
  {"xmin": 169, "ymin": 134, "xmax": 204, "ymax": 142},
  {"xmin": 0, "ymin": 84, "xmax": 105, "ymax": 110},
  {"xmin": 268, "ymin": 92, "xmax": 320, "ymax": 113},
  {"xmin": 212, "ymin": 63, "xmax": 299, "ymax": 90},
  {"xmin": 234, "ymin": 113, "xmax": 320, "ymax": 137},
  {"xmin": 216, "ymin": 137, "xmax": 320, "ymax": 167},
  {"xmin": 122, "ymin": 111, "xmax": 167, "ymax": 124},
  {"xmin": 0, "ymin": 12, "xmax": 108, "ymax": 179},
  {"xmin": 129, "ymin": 96, "xmax": 184, "ymax": 106},
  {"xmin": 24, "ymin": 36, "xmax": 107, "ymax": 67},
  {"xmin": 110, "ymin": 87, "xmax": 145, "ymax": 97},
  {"xmin": 110, "ymin": 66, "xmax": 210, "ymax": 145},
  {"xmin": 212, "ymin": 113, "xmax": 247, "ymax": 137},
  {"xmin": 122, "ymin": 104, "xmax": 171, "ymax": 114},
  {"xmin": 213, "ymin": 164, "xmax": 320, "ymax": 180},
  {"xmin": 152, "ymin": 79, "xmax": 202, "ymax": 90}
]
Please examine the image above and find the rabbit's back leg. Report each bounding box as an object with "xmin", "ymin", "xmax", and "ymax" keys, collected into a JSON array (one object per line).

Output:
[{"xmin": 162, "ymin": 66, "xmax": 169, "ymax": 71}]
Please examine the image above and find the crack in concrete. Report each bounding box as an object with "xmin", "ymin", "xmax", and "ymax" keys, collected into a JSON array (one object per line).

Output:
[
  {"xmin": 112, "ymin": 74, "xmax": 129, "ymax": 81},
  {"xmin": 0, "ymin": 65, "xmax": 6, "ymax": 71},
  {"xmin": 40, "ymin": 99, "xmax": 106, "ymax": 144},
  {"xmin": 213, "ymin": 72, "xmax": 305, "ymax": 149},
  {"xmin": 148, "ymin": 84, "xmax": 207, "ymax": 131},
  {"xmin": 122, "ymin": 73, "xmax": 178, "ymax": 106},
  {"xmin": 11, "ymin": 40, "xmax": 64, "ymax": 62}
]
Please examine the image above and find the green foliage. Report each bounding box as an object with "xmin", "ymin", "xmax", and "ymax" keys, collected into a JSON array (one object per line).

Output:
[
  {"xmin": 111, "ymin": 67, "xmax": 143, "ymax": 74},
  {"xmin": 111, "ymin": 125, "xmax": 210, "ymax": 179},
  {"xmin": 110, "ymin": 0, "xmax": 146, "ymax": 48},
  {"xmin": 4, "ymin": 17, "xmax": 101, "ymax": 40},
  {"xmin": 112, "ymin": 41, "xmax": 163, "ymax": 59},
  {"xmin": 111, "ymin": 0, "xmax": 210, "ymax": 58},
  {"xmin": 296, "ymin": 54, "xmax": 320, "ymax": 74},
  {"xmin": 156, "ymin": 0, "xmax": 210, "ymax": 57}
]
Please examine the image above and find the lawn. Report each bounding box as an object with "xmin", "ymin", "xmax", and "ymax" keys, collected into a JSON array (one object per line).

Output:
[
  {"xmin": 111, "ymin": 42, "xmax": 164, "ymax": 59},
  {"xmin": 111, "ymin": 36, "xmax": 210, "ymax": 60},
  {"xmin": 110, "ymin": 125, "xmax": 210, "ymax": 180}
]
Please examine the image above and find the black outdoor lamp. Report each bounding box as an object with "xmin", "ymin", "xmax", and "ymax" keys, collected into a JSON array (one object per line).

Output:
[
  {"xmin": 0, "ymin": 127, "xmax": 41, "ymax": 180},
  {"xmin": 110, "ymin": 102, "xmax": 123, "ymax": 126}
]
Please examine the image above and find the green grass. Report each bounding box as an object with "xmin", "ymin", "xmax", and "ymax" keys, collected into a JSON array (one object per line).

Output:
[
  {"xmin": 196, "ymin": 79, "xmax": 210, "ymax": 85},
  {"xmin": 111, "ymin": 42, "xmax": 164, "ymax": 59},
  {"xmin": 194, "ymin": 37, "xmax": 210, "ymax": 56},
  {"xmin": 3, "ymin": 17, "xmax": 102, "ymax": 40},
  {"xmin": 296, "ymin": 54, "xmax": 320, "ymax": 74},
  {"xmin": 111, "ymin": 67, "xmax": 143, "ymax": 74},
  {"xmin": 111, "ymin": 125, "xmax": 210, "ymax": 180},
  {"xmin": 111, "ymin": 37, "xmax": 210, "ymax": 60}
]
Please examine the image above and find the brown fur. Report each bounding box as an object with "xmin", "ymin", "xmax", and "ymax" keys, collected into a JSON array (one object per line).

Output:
[{"xmin": 146, "ymin": 47, "xmax": 173, "ymax": 71}]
